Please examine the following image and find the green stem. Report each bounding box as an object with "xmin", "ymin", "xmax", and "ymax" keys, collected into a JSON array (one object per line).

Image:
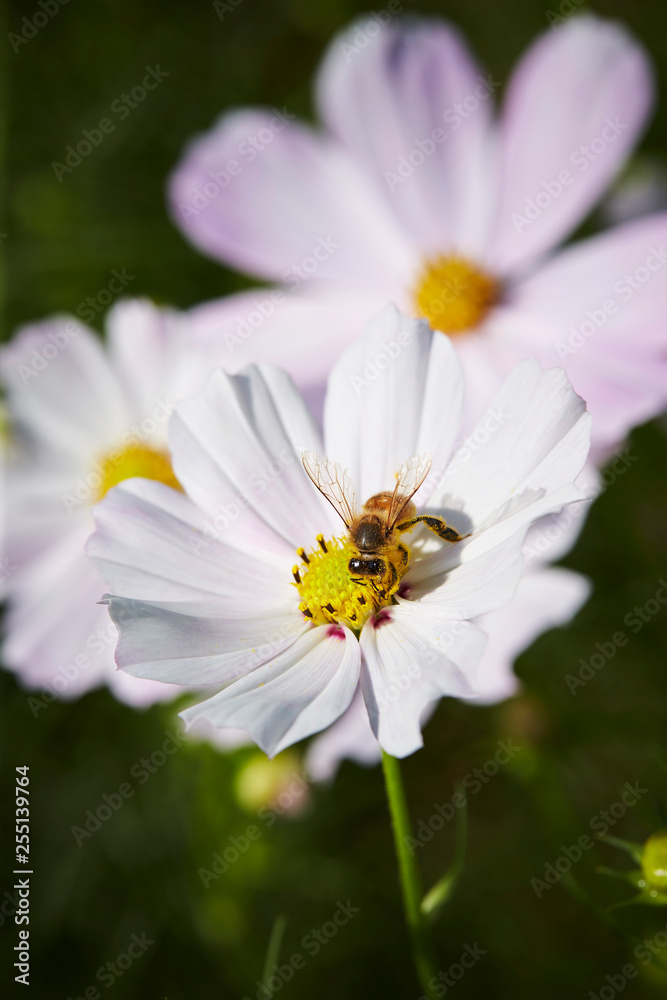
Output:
[
  {"xmin": 381, "ymin": 750, "xmax": 440, "ymax": 998},
  {"xmin": 261, "ymin": 913, "xmax": 287, "ymax": 985}
]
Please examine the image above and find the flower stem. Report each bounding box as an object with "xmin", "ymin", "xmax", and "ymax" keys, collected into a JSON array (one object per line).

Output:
[{"xmin": 381, "ymin": 750, "xmax": 440, "ymax": 998}]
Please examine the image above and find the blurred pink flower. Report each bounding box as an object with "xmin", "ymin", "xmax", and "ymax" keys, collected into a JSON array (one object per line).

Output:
[{"xmin": 170, "ymin": 14, "xmax": 666, "ymax": 461}]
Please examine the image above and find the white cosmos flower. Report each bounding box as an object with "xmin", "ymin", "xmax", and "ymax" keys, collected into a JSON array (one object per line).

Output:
[
  {"xmin": 89, "ymin": 307, "xmax": 591, "ymax": 757},
  {"xmin": 0, "ymin": 299, "xmax": 224, "ymax": 706}
]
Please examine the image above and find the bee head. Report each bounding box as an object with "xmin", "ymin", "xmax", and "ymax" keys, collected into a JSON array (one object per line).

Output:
[{"xmin": 348, "ymin": 556, "xmax": 385, "ymax": 577}]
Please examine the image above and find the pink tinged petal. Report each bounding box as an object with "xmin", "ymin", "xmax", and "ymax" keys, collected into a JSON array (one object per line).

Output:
[
  {"xmin": 169, "ymin": 366, "xmax": 340, "ymax": 559},
  {"xmin": 509, "ymin": 213, "xmax": 667, "ymax": 455},
  {"xmin": 89, "ymin": 478, "xmax": 295, "ymax": 605},
  {"xmin": 185, "ymin": 289, "xmax": 380, "ymax": 424},
  {"xmin": 305, "ymin": 687, "xmax": 381, "ymax": 782},
  {"xmin": 105, "ymin": 298, "xmax": 213, "ymax": 430},
  {"xmin": 471, "ymin": 566, "xmax": 591, "ymax": 704},
  {"xmin": 103, "ymin": 594, "xmax": 307, "ymax": 687},
  {"xmin": 432, "ymin": 360, "xmax": 591, "ymax": 539},
  {"xmin": 2, "ymin": 535, "xmax": 172, "ymax": 707},
  {"xmin": 179, "ymin": 626, "xmax": 361, "ymax": 757},
  {"xmin": 360, "ymin": 602, "xmax": 486, "ymax": 757},
  {"xmin": 490, "ymin": 15, "xmax": 654, "ymax": 275},
  {"xmin": 168, "ymin": 109, "xmax": 413, "ymax": 290},
  {"xmin": 323, "ymin": 306, "xmax": 464, "ymax": 497},
  {"xmin": 316, "ymin": 17, "xmax": 497, "ymax": 257},
  {"xmin": 0, "ymin": 318, "xmax": 128, "ymax": 459}
]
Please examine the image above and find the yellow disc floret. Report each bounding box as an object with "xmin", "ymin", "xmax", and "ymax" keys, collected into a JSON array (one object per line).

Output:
[
  {"xmin": 414, "ymin": 254, "xmax": 499, "ymax": 334},
  {"xmin": 293, "ymin": 534, "xmax": 408, "ymax": 631},
  {"xmin": 94, "ymin": 443, "xmax": 182, "ymax": 503}
]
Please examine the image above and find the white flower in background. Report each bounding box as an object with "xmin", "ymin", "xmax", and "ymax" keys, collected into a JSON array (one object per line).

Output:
[
  {"xmin": 90, "ymin": 308, "xmax": 591, "ymax": 758},
  {"xmin": 170, "ymin": 14, "xmax": 667, "ymax": 463},
  {"xmin": 0, "ymin": 298, "xmax": 225, "ymax": 706}
]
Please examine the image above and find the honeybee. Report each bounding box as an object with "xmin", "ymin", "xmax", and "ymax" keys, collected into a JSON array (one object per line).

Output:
[{"xmin": 301, "ymin": 451, "xmax": 467, "ymax": 602}]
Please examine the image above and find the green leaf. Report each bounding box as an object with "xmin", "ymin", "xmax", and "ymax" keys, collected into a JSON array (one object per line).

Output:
[{"xmin": 421, "ymin": 785, "xmax": 467, "ymax": 923}]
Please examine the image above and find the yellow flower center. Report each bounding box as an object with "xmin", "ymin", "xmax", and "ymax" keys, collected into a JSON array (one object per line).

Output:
[
  {"xmin": 293, "ymin": 534, "xmax": 409, "ymax": 631},
  {"xmin": 414, "ymin": 255, "xmax": 499, "ymax": 334},
  {"xmin": 94, "ymin": 443, "xmax": 182, "ymax": 503}
]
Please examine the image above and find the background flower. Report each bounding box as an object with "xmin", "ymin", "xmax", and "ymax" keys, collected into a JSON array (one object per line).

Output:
[
  {"xmin": 0, "ymin": 298, "xmax": 225, "ymax": 704},
  {"xmin": 170, "ymin": 14, "xmax": 667, "ymax": 462}
]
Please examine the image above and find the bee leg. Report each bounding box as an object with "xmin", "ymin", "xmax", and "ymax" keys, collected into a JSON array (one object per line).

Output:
[
  {"xmin": 396, "ymin": 515, "xmax": 469, "ymax": 544},
  {"xmin": 397, "ymin": 543, "xmax": 410, "ymax": 570}
]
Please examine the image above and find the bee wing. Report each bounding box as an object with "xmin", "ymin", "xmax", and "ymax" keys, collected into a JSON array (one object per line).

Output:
[
  {"xmin": 387, "ymin": 453, "xmax": 433, "ymax": 529},
  {"xmin": 301, "ymin": 451, "xmax": 357, "ymax": 528}
]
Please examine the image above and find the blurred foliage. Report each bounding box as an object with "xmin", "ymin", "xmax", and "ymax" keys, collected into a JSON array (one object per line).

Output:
[{"xmin": 2, "ymin": 0, "xmax": 667, "ymax": 997}]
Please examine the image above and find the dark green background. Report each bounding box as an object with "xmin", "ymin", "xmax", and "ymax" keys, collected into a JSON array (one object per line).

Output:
[{"xmin": 2, "ymin": 0, "xmax": 667, "ymax": 997}]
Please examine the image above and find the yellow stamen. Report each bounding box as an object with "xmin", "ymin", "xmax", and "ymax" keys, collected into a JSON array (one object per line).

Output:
[
  {"xmin": 414, "ymin": 254, "xmax": 499, "ymax": 334},
  {"xmin": 294, "ymin": 536, "xmax": 408, "ymax": 631},
  {"xmin": 93, "ymin": 443, "xmax": 182, "ymax": 503}
]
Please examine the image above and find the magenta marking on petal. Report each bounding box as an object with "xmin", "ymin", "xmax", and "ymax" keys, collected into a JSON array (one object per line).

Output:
[
  {"xmin": 372, "ymin": 609, "xmax": 393, "ymax": 629},
  {"xmin": 326, "ymin": 625, "xmax": 346, "ymax": 640},
  {"xmin": 397, "ymin": 582, "xmax": 412, "ymax": 599}
]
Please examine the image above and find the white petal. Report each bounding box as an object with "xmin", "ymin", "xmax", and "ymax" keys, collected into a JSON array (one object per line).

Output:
[
  {"xmin": 406, "ymin": 532, "xmax": 525, "ymax": 620},
  {"xmin": 89, "ymin": 477, "xmax": 294, "ymax": 605},
  {"xmin": 323, "ymin": 305, "xmax": 464, "ymax": 498},
  {"xmin": 105, "ymin": 298, "xmax": 216, "ymax": 436},
  {"xmin": 185, "ymin": 287, "xmax": 380, "ymax": 424},
  {"xmin": 169, "ymin": 367, "xmax": 340, "ymax": 556},
  {"xmin": 360, "ymin": 603, "xmax": 486, "ymax": 757},
  {"xmin": 305, "ymin": 687, "xmax": 381, "ymax": 782},
  {"xmin": 104, "ymin": 594, "xmax": 306, "ymax": 686},
  {"xmin": 180, "ymin": 626, "xmax": 361, "ymax": 757},
  {"xmin": 470, "ymin": 566, "xmax": 591, "ymax": 704},
  {"xmin": 432, "ymin": 360, "xmax": 591, "ymax": 536},
  {"xmin": 0, "ymin": 318, "xmax": 128, "ymax": 459}
]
